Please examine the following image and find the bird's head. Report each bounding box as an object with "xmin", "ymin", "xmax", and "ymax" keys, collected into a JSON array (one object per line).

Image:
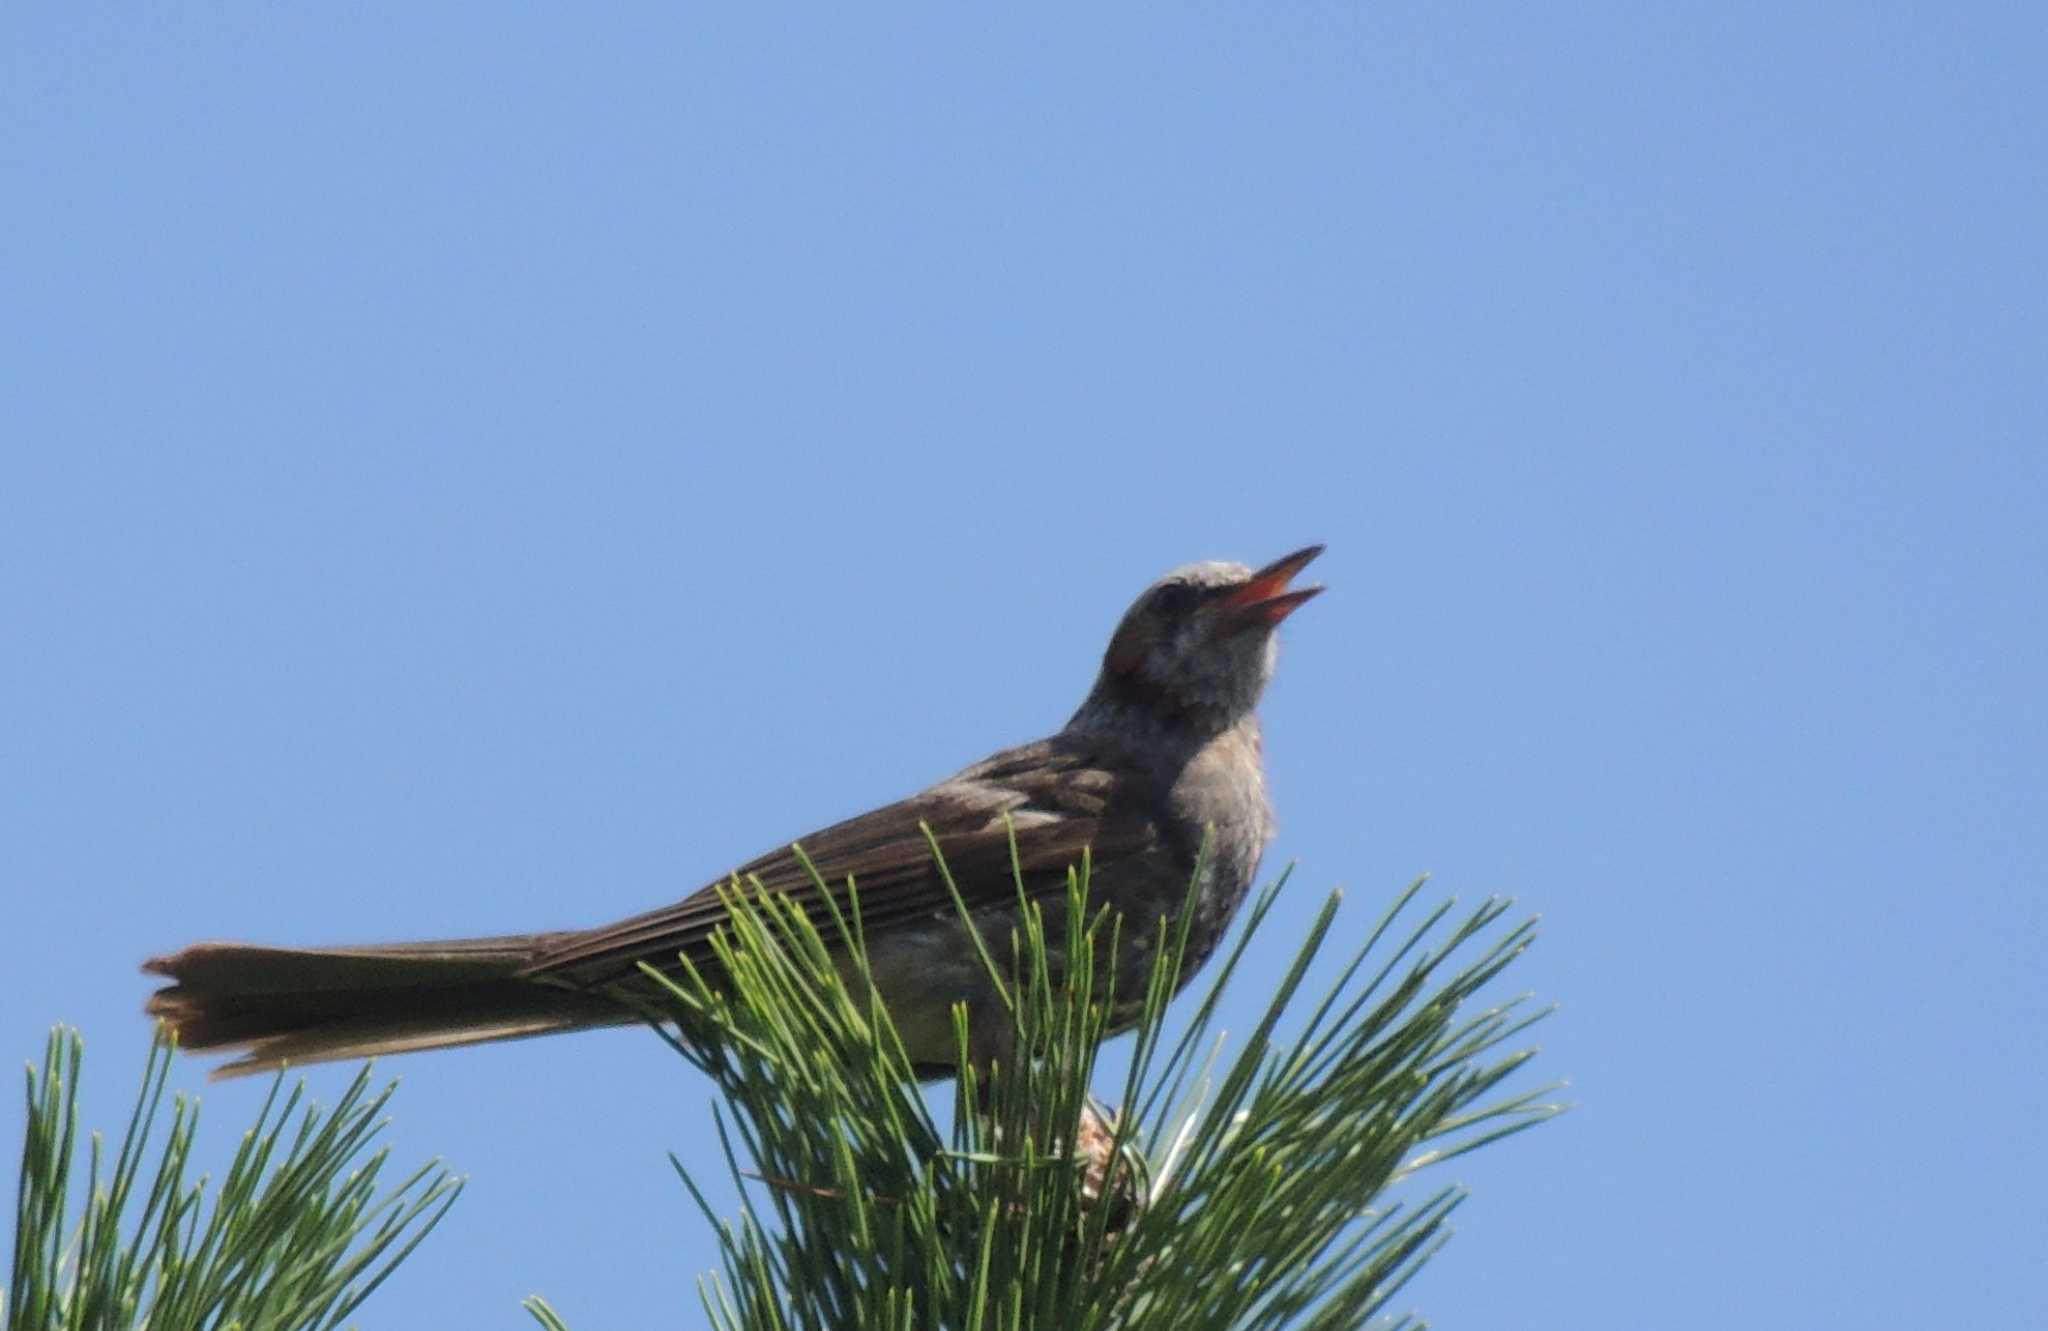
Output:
[{"xmin": 1071, "ymin": 544, "xmax": 1323, "ymax": 737}]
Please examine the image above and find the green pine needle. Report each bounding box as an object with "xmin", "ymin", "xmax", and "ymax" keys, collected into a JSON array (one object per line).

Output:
[
  {"xmin": 630, "ymin": 852, "xmax": 1560, "ymax": 1331},
  {"xmin": 7, "ymin": 1028, "xmax": 460, "ymax": 1331}
]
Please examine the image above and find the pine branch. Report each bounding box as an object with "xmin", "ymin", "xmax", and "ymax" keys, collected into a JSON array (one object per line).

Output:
[
  {"xmin": 7, "ymin": 1028, "xmax": 460, "ymax": 1331},
  {"xmin": 586, "ymin": 854, "xmax": 1560, "ymax": 1331}
]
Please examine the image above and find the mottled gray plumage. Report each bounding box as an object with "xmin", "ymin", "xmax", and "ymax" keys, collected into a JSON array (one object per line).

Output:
[{"xmin": 144, "ymin": 546, "xmax": 1323, "ymax": 1078}]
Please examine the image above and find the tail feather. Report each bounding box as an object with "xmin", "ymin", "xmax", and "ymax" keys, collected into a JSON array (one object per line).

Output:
[{"xmin": 143, "ymin": 938, "xmax": 634, "ymax": 1080}]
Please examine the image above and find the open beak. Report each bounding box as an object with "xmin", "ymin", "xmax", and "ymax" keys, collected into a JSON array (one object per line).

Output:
[{"xmin": 1220, "ymin": 544, "xmax": 1325, "ymax": 629}]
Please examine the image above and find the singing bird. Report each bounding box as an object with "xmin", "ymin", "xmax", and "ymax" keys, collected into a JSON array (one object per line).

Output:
[{"xmin": 145, "ymin": 545, "xmax": 1323, "ymax": 1079}]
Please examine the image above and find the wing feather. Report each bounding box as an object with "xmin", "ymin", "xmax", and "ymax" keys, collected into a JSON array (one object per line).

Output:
[{"xmin": 525, "ymin": 736, "xmax": 1170, "ymax": 985}]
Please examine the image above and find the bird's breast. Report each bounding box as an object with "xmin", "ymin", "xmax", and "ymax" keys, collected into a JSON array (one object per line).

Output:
[{"xmin": 1159, "ymin": 723, "xmax": 1273, "ymax": 961}]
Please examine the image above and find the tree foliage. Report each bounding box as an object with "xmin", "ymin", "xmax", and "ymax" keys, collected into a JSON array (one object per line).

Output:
[
  {"xmin": 529, "ymin": 852, "xmax": 1557, "ymax": 1330},
  {"xmin": 8, "ymin": 1030, "xmax": 458, "ymax": 1331}
]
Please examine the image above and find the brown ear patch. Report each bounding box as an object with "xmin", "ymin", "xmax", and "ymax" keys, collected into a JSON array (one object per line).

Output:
[{"xmin": 1104, "ymin": 613, "xmax": 1156, "ymax": 678}]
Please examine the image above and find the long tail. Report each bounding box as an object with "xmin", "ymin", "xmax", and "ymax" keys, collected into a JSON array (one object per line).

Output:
[{"xmin": 143, "ymin": 935, "xmax": 635, "ymax": 1079}]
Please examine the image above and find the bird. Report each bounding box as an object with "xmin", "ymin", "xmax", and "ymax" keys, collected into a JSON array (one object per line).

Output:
[{"xmin": 144, "ymin": 545, "xmax": 1324, "ymax": 1080}]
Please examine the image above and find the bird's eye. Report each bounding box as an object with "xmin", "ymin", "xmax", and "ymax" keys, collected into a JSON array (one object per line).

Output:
[{"xmin": 1152, "ymin": 583, "xmax": 1200, "ymax": 616}]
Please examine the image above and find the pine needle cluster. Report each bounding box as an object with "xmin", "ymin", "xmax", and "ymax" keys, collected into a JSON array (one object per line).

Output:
[
  {"xmin": 530, "ymin": 849, "xmax": 1557, "ymax": 1331},
  {"xmin": 8, "ymin": 1031, "xmax": 458, "ymax": 1331}
]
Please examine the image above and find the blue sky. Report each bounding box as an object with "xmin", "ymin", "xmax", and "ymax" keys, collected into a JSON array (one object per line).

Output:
[{"xmin": 4, "ymin": 5, "xmax": 2043, "ymax": 1327}]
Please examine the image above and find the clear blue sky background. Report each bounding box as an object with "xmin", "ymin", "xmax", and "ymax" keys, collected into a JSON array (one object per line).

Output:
[{"xmin": 4, "ymin": 6, "xmax": 2043, "ymax": 1328}]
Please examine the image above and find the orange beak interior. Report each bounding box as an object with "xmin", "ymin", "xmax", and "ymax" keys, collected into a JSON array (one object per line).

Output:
[{"xmin": 1221, "ymin": 544, "xmax": 1325, "ymax": 626}]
